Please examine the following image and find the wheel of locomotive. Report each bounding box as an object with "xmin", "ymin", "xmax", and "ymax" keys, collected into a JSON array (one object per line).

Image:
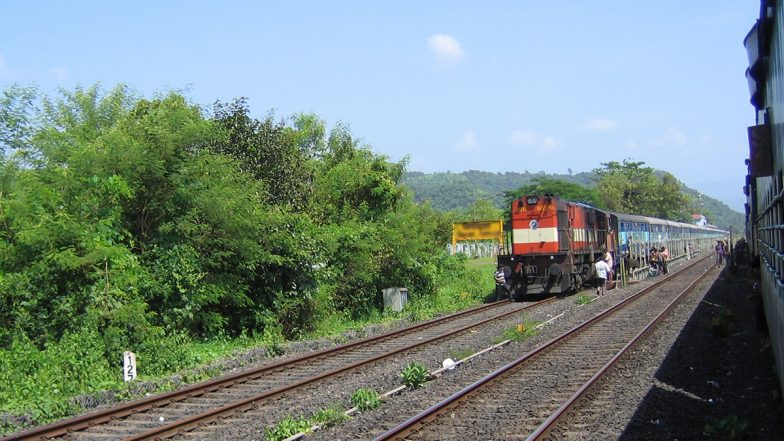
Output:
[
  {"xmin": 579, "ymin": 263, "xmax": 592, "ymax": 286},
  {"xmin": 544, "ymin": 262, "xmax": 561, "ymax": 294},
  {"xmin": 560, "ymin": 268, "xmax": 574, "ymax": 294}
]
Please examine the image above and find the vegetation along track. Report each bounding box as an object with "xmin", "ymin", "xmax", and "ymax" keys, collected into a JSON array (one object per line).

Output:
[
  {"xmin": 375, "ymin": 255, "xmax": 716, "ymax": 440},
  {"xmin": 7, "ymin": 298, "xmax": 553, "ymax": 441}
]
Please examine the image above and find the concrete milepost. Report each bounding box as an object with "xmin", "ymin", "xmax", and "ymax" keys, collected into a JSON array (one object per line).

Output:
[{"xmin": 123, "ymin": 351, "xmax": 137, "ymax": 382}]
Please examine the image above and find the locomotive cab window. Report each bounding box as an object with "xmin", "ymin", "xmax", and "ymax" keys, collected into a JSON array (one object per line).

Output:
[{"xmin": 526, "ymin": 196, "xmax": 539, "ymax": 205}]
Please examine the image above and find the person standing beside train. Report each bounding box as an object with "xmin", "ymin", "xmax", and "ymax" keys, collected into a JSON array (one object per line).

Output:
[
  {"xmin": 660, "ymin": 247, "xmax": 670, "ymax": 274},
  {"xmin": 595, "ymin": 257, "xmax": 611, "ymax": 296},
  {"xmin": 603, "ymin": 250, "xmax": 614, "ymax": 286},
  {"xmin": 649, "ymin": 247, "xmax": 659, "ymax": 274},
  {"xmin": 715, "ymin": 240, "xmax": 725, "ymax": 268}
]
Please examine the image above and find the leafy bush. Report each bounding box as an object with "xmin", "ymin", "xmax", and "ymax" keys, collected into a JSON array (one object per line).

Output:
[
  {"xmin": 400, "ymin": 362, "xmax": 430, "ymax": 389},
  {"xmin": 350, "ymin": 388, "xmax": 382, "ymax": 412},
  {"xmin": 0, "ymin": 329, "xmax": 114, "ymax": 423},
  {"xmin": 575, "ymin": 294, "xmax": 593, "ymax": 305},
  {"xmin": 312, "ymin": 404, "xmax": 349, "ymax": 428},
  {"xmin": 495, "ymin": 321, "xmax": 541, "ymax": 343},
  {"xmin": 704, "ymin": 415, "xmax": 749, "ymax": 440},
  {"xmin": 264, "ymin": 415, "xmax": 311, "ymax": 441}
]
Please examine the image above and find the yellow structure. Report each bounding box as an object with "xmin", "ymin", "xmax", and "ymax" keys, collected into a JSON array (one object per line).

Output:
[{"xmin": 451, "ymin": 220, "xmax": 504, "ymax": 255}]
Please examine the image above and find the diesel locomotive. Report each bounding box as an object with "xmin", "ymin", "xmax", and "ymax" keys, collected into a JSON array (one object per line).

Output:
[{"xmin": 496, "ymin": 194, "xmax": 728, "ymax": 298}]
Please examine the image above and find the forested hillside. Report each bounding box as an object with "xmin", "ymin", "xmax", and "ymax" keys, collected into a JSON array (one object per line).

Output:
[{"xmin": 403, "ymin": 169, "xmax": 744, "ymax": 233}]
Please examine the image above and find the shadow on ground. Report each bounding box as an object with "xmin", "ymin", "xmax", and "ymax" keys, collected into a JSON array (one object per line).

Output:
[{"xmin": 618, "ymin": 264, "xmax": 784, "ymax": 440}]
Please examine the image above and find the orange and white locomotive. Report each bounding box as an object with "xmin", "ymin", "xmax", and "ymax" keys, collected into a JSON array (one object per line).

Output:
[{"xmin": 497, "ymin": 194, "xmax": 614, "ymax": 297}]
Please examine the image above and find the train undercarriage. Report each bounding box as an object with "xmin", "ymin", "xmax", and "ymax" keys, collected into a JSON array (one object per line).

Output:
[{"xmin": 497, "ymin": 251, "xmax": 602, "ymax": 299}]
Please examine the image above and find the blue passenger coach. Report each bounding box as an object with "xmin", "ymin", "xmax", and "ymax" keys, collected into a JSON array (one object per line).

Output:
[{"xmin": 610, "ymin": 212, "xmax": 726, "ymax": 279}]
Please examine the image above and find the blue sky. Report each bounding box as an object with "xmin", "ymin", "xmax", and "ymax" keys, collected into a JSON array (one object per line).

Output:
[{"xmin": 1, "ymin": 1, "xmax": 759, "ymax": 212}]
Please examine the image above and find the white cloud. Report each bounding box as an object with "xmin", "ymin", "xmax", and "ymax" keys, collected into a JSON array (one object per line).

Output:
[
  {"xmin": 508, "ymin": 129, "xmax": 558, "ymax": 152},
  {"xmin": 624, "ymin": 139, "xmax": 639, "ymax": 150},
  {"xmin": 457, "ymin": 131, "xmax": 479, "ymax": 152},
  {"xmin": 49, "ymin": 66, "xmax": 69, "ymax": 82},
  {"xmin": 581, "ymin": 118, "xmax": 618, "ymax": 131},
  {"xmin": 427, "ymin": 34, "xmax": 463, "ymax": 63}
]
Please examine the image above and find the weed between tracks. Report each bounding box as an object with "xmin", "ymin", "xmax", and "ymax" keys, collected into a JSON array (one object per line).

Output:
[
  {"xmin": 575, "ymin": 294, "xmax": 594, "ymax": 305},
  {"xmin": 401, "ymin": 362, "xmax": 430, "ymax": 389},
  {"xmin": 494, "ymin": 320, "xmax": 541, "ymax": 344}
]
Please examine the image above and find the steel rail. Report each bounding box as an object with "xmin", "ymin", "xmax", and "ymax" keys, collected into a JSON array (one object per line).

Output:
[
  {"xmin": 525, "ymin": 259, "xmax": 714, "ymax": 440},
  {"xmin": 7, "ymin": 299, "xmax": 522, "ymax": 441},
  {"xmin": 373, "ymin": 254, "xmax": 711, "ymax": 440},
  {"xmin": 121, "ymin": 298, "xmax": 553, "ymax": 440}
]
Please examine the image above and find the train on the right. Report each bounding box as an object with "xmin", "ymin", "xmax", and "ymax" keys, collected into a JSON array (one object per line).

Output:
[{"xmin": 744, "ymin": 0, "xmax": 784, "ymax": 402}]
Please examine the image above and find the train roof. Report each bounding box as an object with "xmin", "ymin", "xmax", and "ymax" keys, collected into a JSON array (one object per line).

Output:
[
  {"xmin": 609, "ymin": 212, "xmax": 649, "ymax": 223},
  {"xmin": 523, "ymin": 196, "xmax": 731, "ymax": 234}
]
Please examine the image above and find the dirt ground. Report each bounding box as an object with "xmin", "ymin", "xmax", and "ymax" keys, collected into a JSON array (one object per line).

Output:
[{"xmin": 619, "ymin": 259, "xmax": 784, "ymax": 440}]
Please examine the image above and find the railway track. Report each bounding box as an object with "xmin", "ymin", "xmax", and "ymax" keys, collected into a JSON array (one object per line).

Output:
[
  {"xmin": 374, "ymin": 254, "xmax": 716, "ymax": 440},
  {"xmin": 7, "ymin": 297, "xmax": 553, "ymax": 441}
]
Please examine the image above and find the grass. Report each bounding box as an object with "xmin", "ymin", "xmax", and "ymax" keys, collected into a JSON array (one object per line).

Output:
[
  {"xmin": 0, "ymin": 332, "xmax": 285, "ymax": 434},
  {"xmin": 493, "ymin": 320, "xmax": 541, "ymax": 344},
  {"xmin": 450, "ymin": 347, "xmax": 477, "ymax": 361},
  {"xmin": 575, "ymin": 294, "xmax": 594, "ymax": 305}
]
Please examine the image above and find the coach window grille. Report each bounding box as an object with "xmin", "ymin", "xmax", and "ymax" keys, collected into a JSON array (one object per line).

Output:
[{"xmin": 775, "ymin": 173, "xmax": 782, "ymax": 280}]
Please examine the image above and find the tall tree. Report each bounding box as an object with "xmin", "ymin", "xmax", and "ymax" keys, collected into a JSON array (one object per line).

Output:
[
  {"xmin": 457, "ymin": 199, "xmax": 503, "ymax": 222},
  {"xmin": 503, "ymin": 177, "xmax": 603, "ymax": 208},
  {"xmin": 209, "ymin": 99, "xmax": 314, "ymax": 210},
  {"xmin": 592, "ymin": 159, "xmax": 689, "ymax": 219}
]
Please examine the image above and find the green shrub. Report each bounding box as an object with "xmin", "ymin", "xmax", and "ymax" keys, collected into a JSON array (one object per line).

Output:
[
  {"xmin": 704, "ymin": 415, "xmax": 749, "ymax": 440},
  {"xmin": 494, "ymin": 321, "xmax": 540, "ymax": 344},
  {"xmin": 0, "ymin": 328, "xmax": 115, "ymax": 423},
  {"xmin": 575, "ymin": 294, "xmax": 593, "ymax": 305},
  {"xmin": 350, "ymin": 388, "xmax": 382, "ymax": 412},
  {"xmin": 264, "ymin": 415, "xmax": 312, "ymax": 441},
  {"xmin": 312, "ymin": 404, "xmax": 349, "ymax": 428},
  {"xmin": 711, "ymin": 308, "xmax": 734, "ymax": 338},
  {"xmin": 400, "ymin": 362, "xmax": 430, "ymax": 389}
]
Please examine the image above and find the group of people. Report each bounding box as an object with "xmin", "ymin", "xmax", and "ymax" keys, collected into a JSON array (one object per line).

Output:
[{"xmin": 649, "ymin": 246, "xmax": 670, "ymax": 275}]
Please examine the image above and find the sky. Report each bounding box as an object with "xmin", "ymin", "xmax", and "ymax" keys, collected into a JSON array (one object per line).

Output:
[{"xmin": 0, "ymin": 1, "xmax": 761, "ymax": 212}]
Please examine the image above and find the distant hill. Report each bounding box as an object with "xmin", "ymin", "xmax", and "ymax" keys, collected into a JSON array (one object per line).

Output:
[{"xmin": 402, "ymin": 170, "xmax": 744, "ymax": 233}]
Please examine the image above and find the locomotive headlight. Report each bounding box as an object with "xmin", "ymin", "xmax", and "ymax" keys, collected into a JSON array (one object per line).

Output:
[{"xmin": 526, "ymin": 196, "xmax": 539, "ymax": 205}]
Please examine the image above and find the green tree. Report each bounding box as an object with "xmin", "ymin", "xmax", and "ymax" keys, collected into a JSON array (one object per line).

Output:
[
  {"xmin": 592, "ymin": 159, "xmax": 689, "ymax": 219},
  {"xmin": 457, "ymin": 199, "xmax": 503, "ymax": 222},
  {"xmin": 0, "ymin": 84, "xmax": 38, "ymax": 154},
  {"xmin": 209, "ymin": 98, "xmax": 314, "ymax": 210},
  {"xmin": 503, "ymin": 176, "xmax": 603, "ymax": 208}
]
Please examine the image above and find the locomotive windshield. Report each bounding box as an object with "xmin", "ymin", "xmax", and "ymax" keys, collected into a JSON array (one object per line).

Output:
[{"xmin": 526, "ymin": 196, "xmax": 539, "ymax": 205}]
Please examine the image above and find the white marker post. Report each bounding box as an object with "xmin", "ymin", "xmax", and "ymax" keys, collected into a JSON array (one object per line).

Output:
[{"xmin": 123, "ymin": 351, "xmax": 137, "ymax": 382}]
